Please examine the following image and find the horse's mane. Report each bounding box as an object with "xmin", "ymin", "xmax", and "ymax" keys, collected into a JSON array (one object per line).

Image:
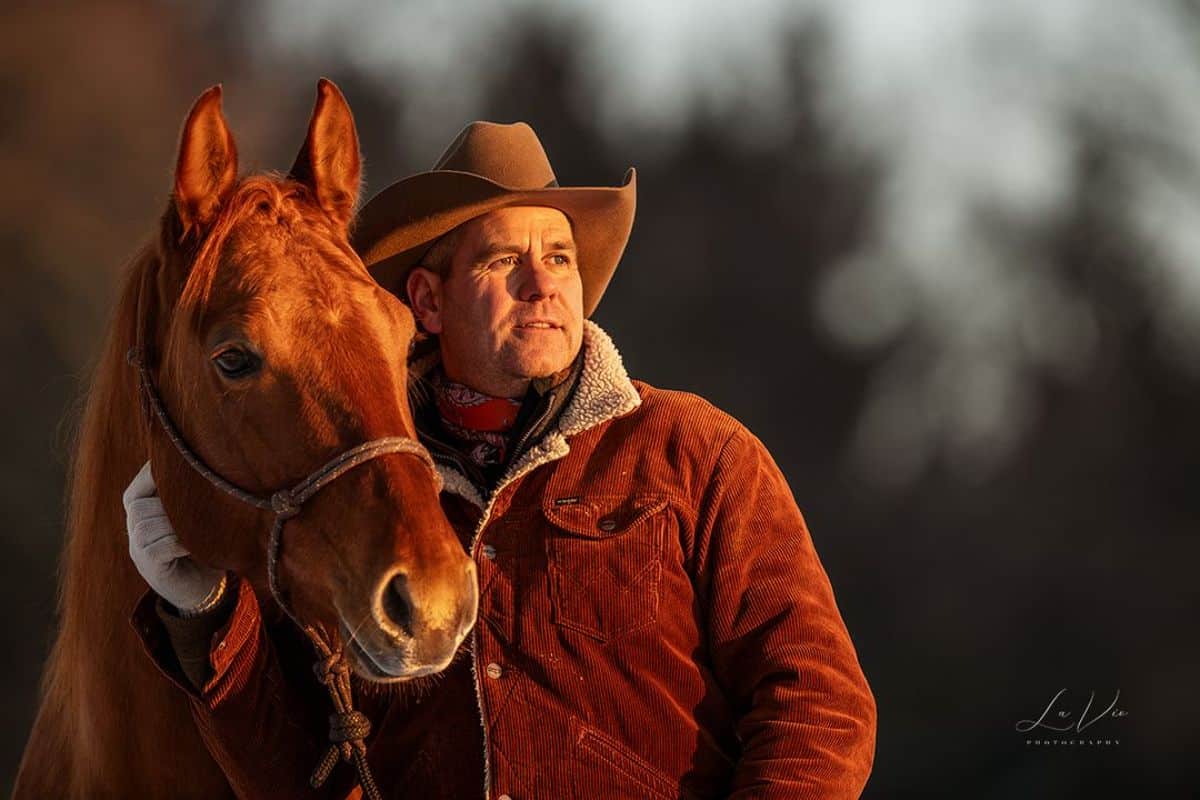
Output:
[{"xmin": 37, "ymin": 231, "xmax": 158, "ymax": 788}]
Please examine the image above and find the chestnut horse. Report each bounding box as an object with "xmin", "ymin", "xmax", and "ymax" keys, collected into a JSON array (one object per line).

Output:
[{"xmin": 15, "ymin": 80, "xmax": 477, "ymax": 798}]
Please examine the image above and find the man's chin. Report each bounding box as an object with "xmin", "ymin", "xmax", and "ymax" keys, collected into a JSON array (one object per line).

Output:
[{"xmin": 503, "ymin": 347, "xmax": 578, "ymax": 383}]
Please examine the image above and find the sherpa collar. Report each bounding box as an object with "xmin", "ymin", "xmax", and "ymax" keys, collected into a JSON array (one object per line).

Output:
[{"xmin": 411, "ymin": 320, "xmax": 641, "ymax": 508}]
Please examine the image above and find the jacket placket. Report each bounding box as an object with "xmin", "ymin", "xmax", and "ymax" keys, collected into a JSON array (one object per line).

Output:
[{"xmin": 414, "ymin": 320, "xmax": 643, "ymax": 799}]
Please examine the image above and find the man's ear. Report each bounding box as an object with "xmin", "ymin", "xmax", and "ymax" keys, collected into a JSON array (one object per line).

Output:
[{"xmin": 406, "ymin": 267, "xmax": 444, "ymax": 335}]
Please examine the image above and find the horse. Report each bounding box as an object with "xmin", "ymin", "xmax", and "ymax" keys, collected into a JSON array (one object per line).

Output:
[{"xmin": 14, "ymin": 79, "xmax": 478, "ymax": 798}]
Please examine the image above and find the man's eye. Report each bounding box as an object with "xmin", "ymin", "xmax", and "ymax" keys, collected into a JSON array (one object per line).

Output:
[
  {"xmin": 493, "ymin": 255, "xmax": 520, "ymax": 268},
  {"xmin": 212, "ymin": 347, "xmax": 261, "ymax": 379},
  {"xmin": 550, "ymin": 254, "xmax": 572, "ymax": 266}
]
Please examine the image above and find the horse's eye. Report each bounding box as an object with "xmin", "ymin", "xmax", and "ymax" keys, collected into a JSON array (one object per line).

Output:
[{"xmin": 212, "ymin": 347, "xmax": 261, "ymax": 379}]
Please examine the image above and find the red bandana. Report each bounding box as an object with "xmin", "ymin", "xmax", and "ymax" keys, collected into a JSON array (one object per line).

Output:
[{"xmin": 431, "ymin": 371, "xmax": 523, "ymax": 467}]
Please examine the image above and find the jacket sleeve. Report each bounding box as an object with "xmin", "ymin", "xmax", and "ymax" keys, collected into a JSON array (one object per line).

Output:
[
  {"xmin": 694, "ymin": 425, "xmax": 877, "ymax": 800},
  {"xmin": 130, "ymin": 577, "xmax": 354, "ymax": 799},
  {"xmin": 152, "ymin": 574, "xmax": 240, "ymax": 691}
]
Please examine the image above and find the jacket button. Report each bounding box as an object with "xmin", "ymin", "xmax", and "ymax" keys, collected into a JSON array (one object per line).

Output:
[
  {"xmin": 485, "ymin": 662, "xmax": 503, "ymax": 679},
  {"xmin": 481, "ymin": 544, "xmax": 497, "ymax": 561},
  {"xmin": 597, "ymin": 517, "xmax": 617, "ymax": 532}
]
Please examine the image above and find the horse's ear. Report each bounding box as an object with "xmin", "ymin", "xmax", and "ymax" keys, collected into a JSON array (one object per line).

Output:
[
  {"xmin": 288, "ymin": 78, "xmax": 362, "ymax": 229},
  {"xmin": 173, "ymin": 85, "xmax": 239, "ymax": 236}
]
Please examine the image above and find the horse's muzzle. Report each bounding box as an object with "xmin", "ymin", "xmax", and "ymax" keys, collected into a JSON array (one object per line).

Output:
[{"xmin": 342, "ymin": 561, "xmax": 478, "ymax": 681}]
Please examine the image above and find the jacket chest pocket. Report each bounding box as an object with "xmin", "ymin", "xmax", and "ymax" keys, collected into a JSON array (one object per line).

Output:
[{"xmin": 543, "ymin": 494, "xmax": 668, "ymax": 642}]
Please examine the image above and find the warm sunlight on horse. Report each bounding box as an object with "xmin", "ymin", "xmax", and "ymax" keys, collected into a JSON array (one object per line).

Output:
[{"xmin": 15, "ymin": 80, "xmax": 477, "ymax": 798}]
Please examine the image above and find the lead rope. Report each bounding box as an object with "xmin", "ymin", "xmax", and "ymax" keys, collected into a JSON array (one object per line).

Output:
[
  {"xmin": 306, "ymin": 636, "xmax": 382, "ymax": 799},
  {"xmin": 128, "ymin": 347, "xmax": 439, "ymax": 800}
]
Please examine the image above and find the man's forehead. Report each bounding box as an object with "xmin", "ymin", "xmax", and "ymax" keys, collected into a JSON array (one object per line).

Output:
[{"xmin": 470, "ymin": 205, "xmax": 574, "ymax": 243}]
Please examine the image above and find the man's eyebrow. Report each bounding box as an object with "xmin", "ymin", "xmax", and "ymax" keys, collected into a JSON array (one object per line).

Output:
[
  {"xmin": 472, "ymin": 238, "xmax": 577, "ymax": 261},
  {"xmin": 472, "ymin": 242, "xmax": 523, "ymax": 262}
]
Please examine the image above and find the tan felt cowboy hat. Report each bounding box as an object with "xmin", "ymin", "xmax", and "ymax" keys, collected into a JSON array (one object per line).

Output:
[{"xmin": 352, "ymin": 121, "xmax": 636, "ymax": 318}]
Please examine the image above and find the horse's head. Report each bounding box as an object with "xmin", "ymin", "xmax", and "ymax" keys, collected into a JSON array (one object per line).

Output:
[{"xmin": 140, "ymin": 80, "xmax": 476, "ymax": 682}]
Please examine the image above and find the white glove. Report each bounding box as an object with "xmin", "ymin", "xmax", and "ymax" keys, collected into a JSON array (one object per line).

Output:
[{"xmin": 123, "ymin": 460, "xmax": 227, "ymax": 616}]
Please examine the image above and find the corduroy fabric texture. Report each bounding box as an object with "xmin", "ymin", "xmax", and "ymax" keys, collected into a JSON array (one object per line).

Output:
[{"xmin": 131, "ymin": 321, "xmax": 877, "ymax": 799}]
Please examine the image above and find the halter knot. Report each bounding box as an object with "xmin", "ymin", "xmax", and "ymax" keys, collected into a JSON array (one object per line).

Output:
[
  {"xmin": 328, "ymin": 710, "xmax": 373, "ymax": 744},
  {"xmin": 313, "ymin": 651, "xmax": 351, "ymax": 684},
  {"xmin": 270, "ymin": 490, "xmax": 301, "ymax": 518}
]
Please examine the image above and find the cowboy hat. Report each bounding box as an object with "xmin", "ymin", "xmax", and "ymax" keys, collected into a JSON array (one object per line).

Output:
[{"xmin": 352, "ymin": 121, "xmax": 636, "ymax": 317}]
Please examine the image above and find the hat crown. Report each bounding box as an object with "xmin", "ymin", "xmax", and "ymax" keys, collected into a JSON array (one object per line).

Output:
[{"xmin": 432, "ymin": 121, "xmax": 559, "ymax": 189}]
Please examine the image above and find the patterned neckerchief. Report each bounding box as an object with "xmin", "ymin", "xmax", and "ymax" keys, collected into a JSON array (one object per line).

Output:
[{"xmin": 430, "ymin": 371, "xmax": 523, "ymax": 468}]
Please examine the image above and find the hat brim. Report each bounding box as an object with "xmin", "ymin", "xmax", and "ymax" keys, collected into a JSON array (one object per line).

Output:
[{"xmin": 352, "ymin": 167, "xmax": 637, "ymax": 318}]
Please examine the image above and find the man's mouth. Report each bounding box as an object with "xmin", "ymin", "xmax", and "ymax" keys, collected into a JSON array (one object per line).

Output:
[{"xmin": 515, "ymin": 320, "xmax": 560, "ymax": 329}]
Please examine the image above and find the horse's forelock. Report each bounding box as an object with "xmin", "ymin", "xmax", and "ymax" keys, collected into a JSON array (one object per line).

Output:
[{"xmin": 175, "ymin": 175, "xmax": 330, "ymax": 319}]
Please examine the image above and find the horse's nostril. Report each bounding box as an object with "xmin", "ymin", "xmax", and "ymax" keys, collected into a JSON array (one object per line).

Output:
[{"xmin": 382, "ymin": 573, "xmax": 414, "ymax": 636}]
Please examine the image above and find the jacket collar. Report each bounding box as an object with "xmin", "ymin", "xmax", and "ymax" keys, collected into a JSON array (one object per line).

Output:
[{"xmin": 408, "ymin": 319, "xmax": 641, "ymax": 508}]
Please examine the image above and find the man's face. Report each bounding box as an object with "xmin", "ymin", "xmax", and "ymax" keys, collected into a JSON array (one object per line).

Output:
[{"xmin": 408, "ymin": 205, "xmax": 584, "ymax": 397}]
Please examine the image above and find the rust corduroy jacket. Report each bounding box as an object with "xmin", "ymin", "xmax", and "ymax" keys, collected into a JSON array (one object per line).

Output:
[{"xmin": 131, "ymin": 320, "xmax": 877, "ymax": 799}]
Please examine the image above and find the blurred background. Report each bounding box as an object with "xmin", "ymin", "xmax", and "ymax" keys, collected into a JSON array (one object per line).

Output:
[{"xmin": 3, "ymin": 0, "xmax": 1198, "ymax": 796}]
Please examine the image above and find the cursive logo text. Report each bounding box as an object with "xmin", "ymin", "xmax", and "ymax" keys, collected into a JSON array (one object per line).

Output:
[{"xmin": 1016, "ymin": 688, "xmax": 1128, "ymax": 734}]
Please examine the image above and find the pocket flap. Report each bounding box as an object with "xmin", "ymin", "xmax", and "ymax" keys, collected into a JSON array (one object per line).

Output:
[{"xmin": 542, "ymin": 494, "xmax": 668, "ymax": 538}]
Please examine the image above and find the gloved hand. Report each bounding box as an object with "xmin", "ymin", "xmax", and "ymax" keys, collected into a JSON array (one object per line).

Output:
[{"xmin": 123, "ymin": 460, "xmax": 227, "ymax": 616}]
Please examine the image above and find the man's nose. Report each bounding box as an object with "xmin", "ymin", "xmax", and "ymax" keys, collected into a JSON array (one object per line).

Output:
[{"xmin": 517, "ymin": 259, "xmax": 559, "ymax": 302}]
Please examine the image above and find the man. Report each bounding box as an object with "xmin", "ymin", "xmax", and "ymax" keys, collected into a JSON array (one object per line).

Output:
[{"xmin": 125, "ymin": 121, "xmax": 877, "ymax": 798}]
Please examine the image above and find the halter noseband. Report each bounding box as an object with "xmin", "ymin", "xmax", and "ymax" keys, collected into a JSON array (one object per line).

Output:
[{"xmin": 127, "ymin": 345, "xmax": 433, "ymax": 800}]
